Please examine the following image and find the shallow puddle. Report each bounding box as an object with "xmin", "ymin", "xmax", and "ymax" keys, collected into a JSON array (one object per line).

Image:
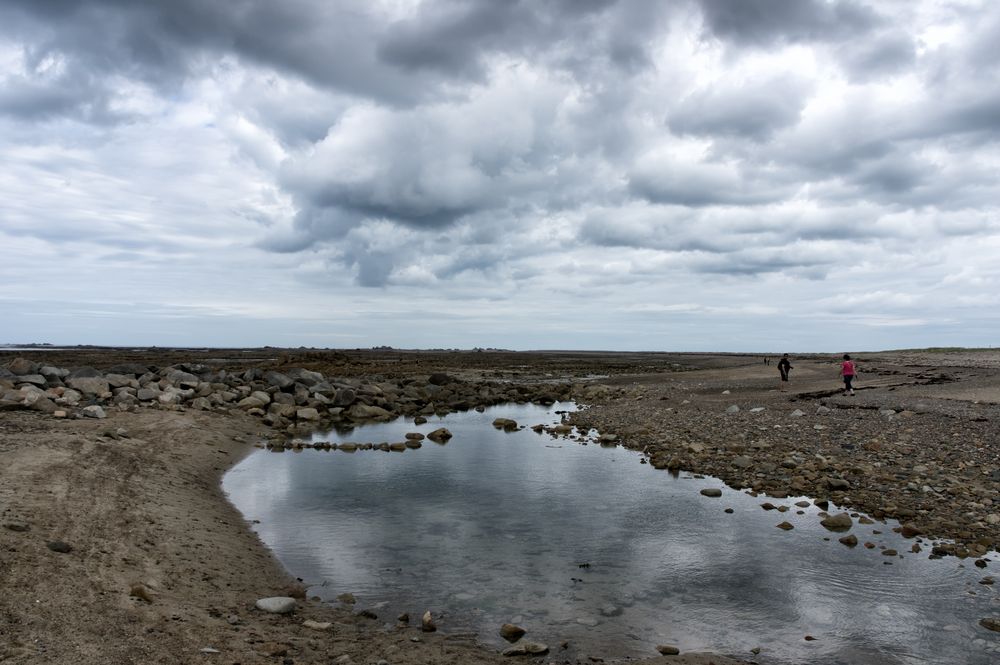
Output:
[{"xmin": 223, "ymin": 403, "xmax": 1000, "ymax": 664}]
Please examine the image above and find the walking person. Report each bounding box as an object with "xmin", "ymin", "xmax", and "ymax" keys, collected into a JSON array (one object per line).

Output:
[
  {"xmin": 777, "ymin": 354, "xmax": 792, "ymax": 391},
  {"xmin": 840, "ymin": 354, "xmax": 857, "ymax": 396}
]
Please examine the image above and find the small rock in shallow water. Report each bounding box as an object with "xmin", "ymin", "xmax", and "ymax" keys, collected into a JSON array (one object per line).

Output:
[
  {"xmin": 656, "ymin": 644, "xmax": 680, "ymax": 655},
  {"xmin": 839, "ymin": 534, "xmax": 859, "ymax": 547},
  {"xmin": 820, "ymin": 513, "xmax": 853, "ymax": 531},
  {"xmin": 500, "ymin": 623, "xmax": 526, "ymax": 641},
  {"xmin": 422, "ymin": 610, "xmax": 436, "ymax": 632},
  {"xmin": 700, "ymin": 488, "xmax": 723, "ymax": 497},
  {"xmin": 979, "ymin": 617, "xmax": 1000, "ymax": 632},
  {"xmin": 337, "ymin": 592, "xmax": 356, "ymax": 604},
  {"xmin": 46, "ymin": 540, "xmax": 72, "ymax": 553},
  {"xmin": 776, "ymin": 521, "xmax": 794, "ymax": 530}
]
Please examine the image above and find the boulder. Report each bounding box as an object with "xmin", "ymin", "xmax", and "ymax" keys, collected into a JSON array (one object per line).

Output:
[
  {"xmin": 264, "ymin": 371, "xmax": 294, "ymax": 389},
  {"xmin": 725, "ymin": 405, "xmax": 740, "ymax": 414},
  {"xmin": 163, "ymin": 369, "xmax": 200, "ymax": 388},
  {"xmin": 104, "ymin": 373, "xmax": 134, "ymax": 389},
  {"xmin": 38, "ymin": 365, "xmax": 69, "ymax": 382},
  {"xmin": 136, "ymin": 388, "xmax": 160, "ymax": 401},
  {"xmin": 499, "ymin": 624, "xmax": 526, "ymax": 642},
  {"xmin": 296, "ymin": 407, "xmax": 320, "ymax": 421},
  {"xmin": 347, "ymin": 404, "xmax": 392, "ymax": 421},
  {"xmin": 285, "ymin": 368, "xmax": 325, "ymax": 387},
  {"xmin": 67, "ymin": 376, "xmax": 110, "ymax": 396},
  {"xmin": 5, "ymin": 358, "xmax": 39, "ymax": 375},
  {"xmin": 428, "ymin": 373, "xmax": 454, "ymax": 386},
  {"xmin": 17, "ymin": 374, "xmax": 47, "ymax": 386},
  {"xmin": 333, "ymin": 388, "xmax": 357, "ymax": 407}
]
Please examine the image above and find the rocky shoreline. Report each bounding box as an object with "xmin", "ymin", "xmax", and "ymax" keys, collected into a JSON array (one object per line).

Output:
[
  {"xmin": 0, "ymin": 356, "xmax": 575, "ymax": 438},
  {"xmin": 2, "ymin": 349, "xmax": 999, "ymax": 663}
]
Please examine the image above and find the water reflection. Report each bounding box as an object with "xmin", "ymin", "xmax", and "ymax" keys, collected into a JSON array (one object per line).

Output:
[{"xmin": 223, "ymin": 403, "xmax": 999, "ymax": 664}]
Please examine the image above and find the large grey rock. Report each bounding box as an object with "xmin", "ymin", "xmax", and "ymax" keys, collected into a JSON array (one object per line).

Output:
[
  {"xmin": 67, "ymin": 376, "xmax": 110, "ymax": 396},
  {"xmin": 264, "ymin": 371, "xmax": 294, "ymax": 389},
  {"xmin": 136, "ymin": 388, "xmax": 160, "ymax": 401},
  {"xmin": 5, "ymin": 358, "xmax": 39, "ymax": 375},
  {"xmin": 725, "ymin": 405, "xmax": 740, "ymax": 414},
  {"xmin": 285, "ymin": 368, "xmax": 325, "ymax": 387},
  {"xmin": 163, "ymin": 369, "xmax": 200, "ymax": 388},
  {"xmin": 39, "ymin": 366, "xmax": 69, "ymax": 380},
  {"xmin": 104, "ymin": 373, "xmax": 134, "ymax": 389},
  {"xmin": 17, "ymin": 374, "xmax": 47, "ymax": 386},
  {"xmin": 238, "ymin": 394, "xmax": 269, "ymax": 409},
  {"xmin": 333, "ymin": 388, "xmax": 357, "ymax": 407},
  {"xmin": 296, "ymin": 407, "xmax": 320, "ymax": 421},
  {"xmin": 347, "ymin": 404, "xmax": 392, "ymax": 421},
  {"xmin": 255, "ymin": 597, "xmax": 296, "ymax": 614}
]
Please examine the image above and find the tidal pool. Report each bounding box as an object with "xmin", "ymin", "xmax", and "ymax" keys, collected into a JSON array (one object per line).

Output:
[{"xmin": 223, "ymin": 403, "xmax": 999, "ymax": 664}]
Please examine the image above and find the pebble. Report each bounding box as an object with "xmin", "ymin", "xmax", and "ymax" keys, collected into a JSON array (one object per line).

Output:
[
  {"xmin": 255, "ymin": 597, "xmax": 296, "ymax": 614},
  {"xmin": 46, "ymin": 540, "xmax": 72, "ymax": 553},
  {"xmin": 776, "ymin": 521, "xmax": 794, "ymax": 530},
  {"xmin": 656, "ymin": 644, "xmax": 680, "ymax": 655},
  {"xmin": 700, "ymin": 488, "xmax": 723, "ymax": 497},
  {"xmin": 302, "ymin": 620, "xmax": 332, "ymax": 630}
]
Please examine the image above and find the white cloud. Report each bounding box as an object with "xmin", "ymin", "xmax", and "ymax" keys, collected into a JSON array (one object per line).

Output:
[{"xmin": 1, "ymin": 0, "xmax": 998, "ymax": 350}]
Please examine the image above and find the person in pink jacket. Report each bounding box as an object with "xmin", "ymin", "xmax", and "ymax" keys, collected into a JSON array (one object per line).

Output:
[{"xmin": 840, "ymin": 354, "xmax": 857, "ymax": 396}]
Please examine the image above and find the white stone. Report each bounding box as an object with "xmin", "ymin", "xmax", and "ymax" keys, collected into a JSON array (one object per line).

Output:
[{"xmin": 255, "ymin": 596, "xmax": 296, "ymax": 614}]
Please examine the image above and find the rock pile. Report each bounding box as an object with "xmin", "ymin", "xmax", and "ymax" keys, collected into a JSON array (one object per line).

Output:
[{"xmin": 0, "ymin": 358, "xmax": 572, "ymax": 438}]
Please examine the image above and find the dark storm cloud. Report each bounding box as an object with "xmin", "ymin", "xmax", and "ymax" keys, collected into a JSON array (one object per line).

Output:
[
  {"xmin": 696, "ymin": 0, "xmax": 883, "ymax": 47},
  {"xmin": 0, "ymin": 71, "xmax": 116, "ymax": 122},
  {"xmin": 1, "ymin": 0, "xmax": 668, "ymax": 122}
]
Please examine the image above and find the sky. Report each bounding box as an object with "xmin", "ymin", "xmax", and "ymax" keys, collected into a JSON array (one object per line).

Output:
[{"xmin": 1, "ymin": 0, "xmax": 998, "ymax": 352}]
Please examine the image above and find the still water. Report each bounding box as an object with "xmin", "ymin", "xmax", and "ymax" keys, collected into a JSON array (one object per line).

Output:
[{"xmin": 223, "ymin": 403, "xmax": 999, "ymax": 664}]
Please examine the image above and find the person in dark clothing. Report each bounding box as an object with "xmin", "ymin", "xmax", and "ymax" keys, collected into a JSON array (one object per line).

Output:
[{"xmin": 777, "ymin": 354, "xmax": 792, "ymax": 391}]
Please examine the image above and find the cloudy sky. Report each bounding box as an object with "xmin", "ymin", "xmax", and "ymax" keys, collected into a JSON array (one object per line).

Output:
[{"xmin": 1, "ymin": 0, "xmax": 998, "ymax": 351}]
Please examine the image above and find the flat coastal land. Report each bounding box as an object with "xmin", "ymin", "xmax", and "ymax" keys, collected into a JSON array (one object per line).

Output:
[{"xmin": 2, "ymin": 348, "xmax": 999, "ymax": 664}]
